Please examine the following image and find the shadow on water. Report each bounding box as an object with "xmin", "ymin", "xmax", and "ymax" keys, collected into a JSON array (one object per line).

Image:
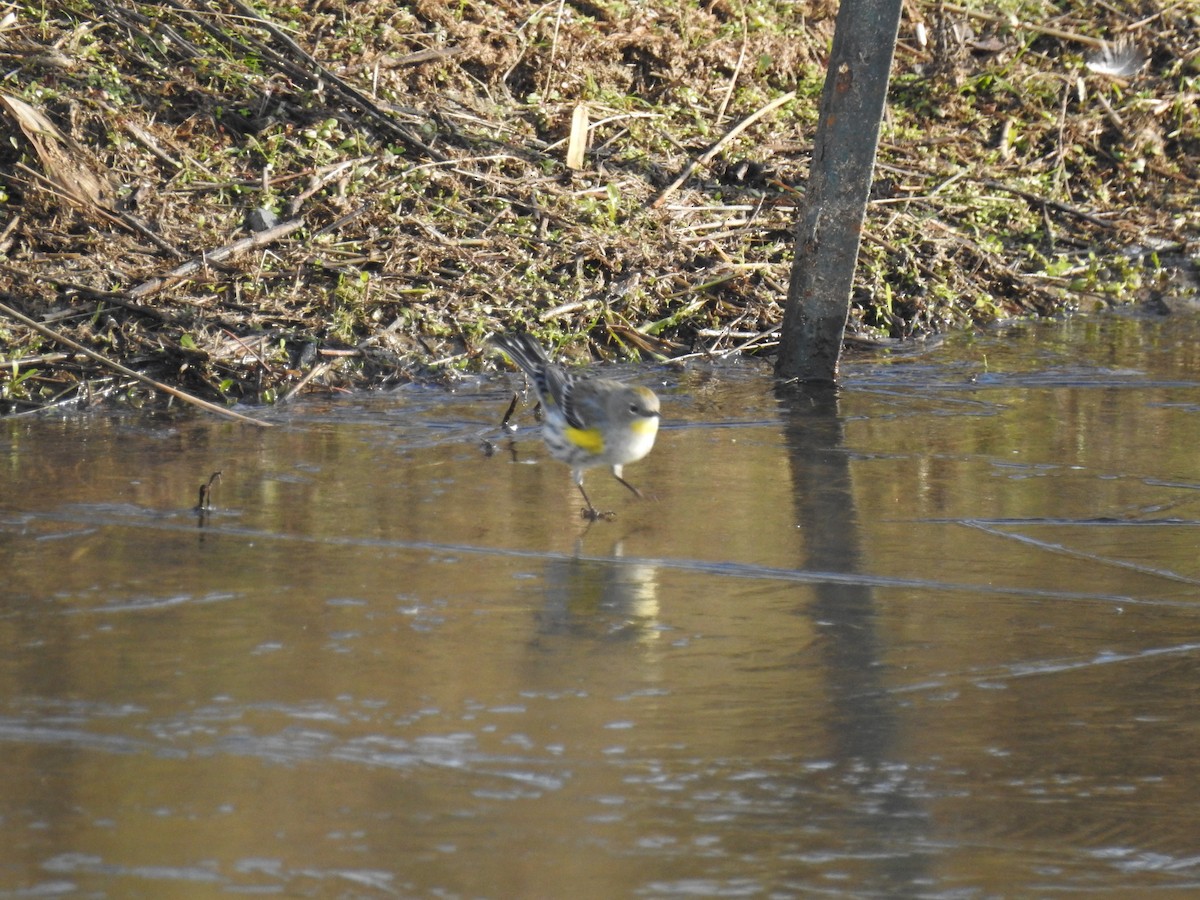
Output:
[{"xmin": 5, "ymin": 314, "xmax": 1200, "ymax": 896}]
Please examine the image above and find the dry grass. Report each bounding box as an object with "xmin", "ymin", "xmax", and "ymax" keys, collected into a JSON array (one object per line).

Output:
[{"xmin": 0, "ymin": 0, "xmax": 1197, "ymax": 412}]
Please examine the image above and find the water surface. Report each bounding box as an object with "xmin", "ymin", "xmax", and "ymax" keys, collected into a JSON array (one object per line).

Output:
[{"xmin": 3, "ymin": 313, "xmax": 1200, "ymax": 897}]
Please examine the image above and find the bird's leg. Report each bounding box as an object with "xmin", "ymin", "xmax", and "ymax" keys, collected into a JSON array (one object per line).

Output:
[
  {"xmin": 576, "ymin": 482, "xmax": 614, "ymax": 521},
  {"xmin": 613, "ymin": 473, "xmax": 644, "ymax": 499},
  {"xmin": 577, "ymin": 482, "xmax": 601, "ymax": 521}
]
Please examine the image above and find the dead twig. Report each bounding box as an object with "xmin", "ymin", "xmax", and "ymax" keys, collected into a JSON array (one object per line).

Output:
[
  {"xmin": 0, "ymin": 296, "xmax": 273, "ymax": 427},
  {"xmin": 938, "ymin": 4, "xmax": 1107, "ymax": 48},
  {"xmin": 716, "ymin": 2, "xmax": 750, "ymax": 125},
  {"xmin": 281, "ymin": 359, "xmax": 335, "ymax": 403},
  {"xmin": 978, "ymin": 179, "xmax": 1116, "ymax": 230},
  {"xmin": 127, "ymin": 217, "xmax": 306, "ymax": 300},
  {"xmin": 162, "ymin": 0, "xmax": 443, "ymax": 160},
  {"xmin": 649, "ymin": 91, "xmax": 797, "ymax": 209}
]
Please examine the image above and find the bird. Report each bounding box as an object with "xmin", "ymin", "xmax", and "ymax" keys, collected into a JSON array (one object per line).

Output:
[{"xmin": 492, "ymin": 333, "xmax": 661, "ymax": 520}]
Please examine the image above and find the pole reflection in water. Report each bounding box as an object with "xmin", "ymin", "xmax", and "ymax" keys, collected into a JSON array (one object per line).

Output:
[{"xmin": 778, "ymin": 381, "xmax": 930, "ymax": 889}]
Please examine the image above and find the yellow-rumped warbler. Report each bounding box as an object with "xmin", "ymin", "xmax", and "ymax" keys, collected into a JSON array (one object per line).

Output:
[{"xmin": 493, "ymin": 333, "xmax": 661, "ymax": 521}]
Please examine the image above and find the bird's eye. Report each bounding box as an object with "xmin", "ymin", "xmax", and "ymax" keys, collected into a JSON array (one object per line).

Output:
[{"xmin": 629, "ymin": 403, "xmax": 640, "ymax": 414}]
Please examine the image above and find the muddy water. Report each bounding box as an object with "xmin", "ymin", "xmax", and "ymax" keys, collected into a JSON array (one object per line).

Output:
[{"xmin": 3, "ymin": 313, "xmax": 1200, "ymax": 897}]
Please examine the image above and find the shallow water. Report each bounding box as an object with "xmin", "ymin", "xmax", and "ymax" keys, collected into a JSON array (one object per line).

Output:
[{"xmin": 3, "ymin": 313, "xmax": 1200, "ymax": 897}]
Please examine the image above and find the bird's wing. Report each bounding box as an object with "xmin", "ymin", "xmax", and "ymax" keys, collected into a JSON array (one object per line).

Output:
[{"xmin": 545, "ymin": 367, "xmax": 589, "ymax": 429}]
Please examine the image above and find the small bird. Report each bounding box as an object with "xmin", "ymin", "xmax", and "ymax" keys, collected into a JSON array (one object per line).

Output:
[{"xmin": 493, "ymin": 333, "xmax": 661, "ymax": 521}]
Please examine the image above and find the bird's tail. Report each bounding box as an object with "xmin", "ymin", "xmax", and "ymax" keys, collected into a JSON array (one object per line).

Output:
[
  {"xmin": 494, "ymin": 333, "xmax": 575, "ymax": 415},
  {"xmin": 493, "ymin": 333, "xmax": 551, "ymax": 378}
]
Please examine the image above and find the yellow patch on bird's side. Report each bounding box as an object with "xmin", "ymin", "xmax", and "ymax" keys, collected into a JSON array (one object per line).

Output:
[
  {"xmin": 565, "ymin": 425, "xmax": 605, "ymax": 453},
  {"xmin": 630, "ymin": 417, "xmax": 658, "ymax": 437}
]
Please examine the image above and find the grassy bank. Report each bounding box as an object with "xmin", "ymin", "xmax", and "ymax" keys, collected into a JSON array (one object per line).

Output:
[{"xmin": 0, "ymin": 0, "xmax": 1197, "ymax": 412}]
